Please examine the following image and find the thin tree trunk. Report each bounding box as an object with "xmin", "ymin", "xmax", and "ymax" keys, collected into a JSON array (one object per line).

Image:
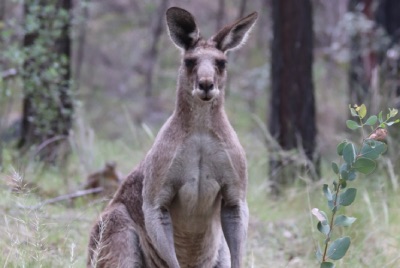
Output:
[
  {"xmin": 376, "ymin": 0, "xmax": 400, "ymax": 96},
  {"xmin": 144, "ymin": 0, "xmax": 169, "ymax": 98},
  {"xmin": 74, "ymin": 0, "xmax": 90, "ymax": 91},
  {"xmin": 237, "ymin": 0, "xmax": 247, "ymax": 19},
  {"xmin": 216, "ymin": 0, "xmax": 226, "ymax": 32},
  {"xmin": 0, "ymin": 0, "xmax": 5, "ymax": 21},
  {"xmin": 348, "ymin": 0, "xmax": 376, "ymax": 106},
  {"xmin": 269, "ymin": 0, "xmax": 317, "ymax": 194}
]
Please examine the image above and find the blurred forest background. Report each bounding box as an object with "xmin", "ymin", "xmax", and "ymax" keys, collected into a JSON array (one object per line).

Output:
[{"xmin": 1, "ymin": 0, "xmax": 400, "ymax": 267}]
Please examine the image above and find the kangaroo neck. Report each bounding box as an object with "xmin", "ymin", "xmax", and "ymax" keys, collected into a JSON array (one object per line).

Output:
[{"xmin": 173, "ymin": 82, "xmax": 225, "ymax": 132}]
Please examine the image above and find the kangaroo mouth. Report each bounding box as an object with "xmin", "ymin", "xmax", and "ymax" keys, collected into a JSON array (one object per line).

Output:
[
  {"xmin": 193, "ymin": 88, "xmax": 218, "ymax": 102},
  {"xmin": 201, "ymin": 95, "xmax": 213, "ymax": 101}
]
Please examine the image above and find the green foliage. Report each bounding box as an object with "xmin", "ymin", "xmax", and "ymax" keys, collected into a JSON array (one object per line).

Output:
[
  {"xmin": 313, "ymin": 105, "xmax": 399, "ymax": 266},
  {"xmin": 22, "ymin": 1, "xmax": 73, "ymax": 144}
]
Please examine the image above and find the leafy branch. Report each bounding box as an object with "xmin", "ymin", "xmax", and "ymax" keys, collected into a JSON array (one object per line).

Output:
[{"xmin": 313, "ymin": 104, "xmax": 399, "ymax": 268}]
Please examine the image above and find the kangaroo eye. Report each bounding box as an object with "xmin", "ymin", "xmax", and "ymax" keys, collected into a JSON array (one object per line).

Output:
[
  {"xmin": 215, "ymin": 59, "xmax": 226, "ymax": 70},
  {"xmin": 184, "ymin": 58, "xmax": 197, "ymax": 69}
]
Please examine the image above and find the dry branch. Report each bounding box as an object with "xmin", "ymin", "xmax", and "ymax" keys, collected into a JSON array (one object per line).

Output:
[{"xmin": 19, "ymin": 187, "xmax": 103, "ymax": 210}]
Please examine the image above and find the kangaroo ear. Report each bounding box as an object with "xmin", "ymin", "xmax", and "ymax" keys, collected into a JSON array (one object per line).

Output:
[
  {"xmin": 166, "ymin": 7, "xmax": 200, "ymax": 50},
  {"xmin": 212, "ymin": 12, "xmax": 258, "ymax": 52}
]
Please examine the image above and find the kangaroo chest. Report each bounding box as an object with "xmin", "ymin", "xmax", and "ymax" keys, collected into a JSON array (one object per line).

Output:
[{"xmin": 168, "ymin": 132, "xmax": 237, "ymax": 222}]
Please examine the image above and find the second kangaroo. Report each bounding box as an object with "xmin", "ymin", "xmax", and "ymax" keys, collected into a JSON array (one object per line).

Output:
[{"xmin": 87, "ymin": 6, "xmax": 258, "ymax": 268}]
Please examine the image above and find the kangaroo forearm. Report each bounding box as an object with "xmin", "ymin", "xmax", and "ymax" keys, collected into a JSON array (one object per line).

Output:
[
  {"xmin": 144, "ymin": 207, "xmax": 180, "ymax": 268},
  {"xmin": 221, "ymin": 203, "xmax": 248, "ymax": 267}
]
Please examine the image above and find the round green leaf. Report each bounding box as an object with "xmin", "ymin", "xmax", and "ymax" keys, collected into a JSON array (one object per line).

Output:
[
  {"xmin": 317, "ymin": 221, "xmax": 330, "ymax": 235},
  {"xmin": 327, "ymin": 236, "xmax": 351, "ymax": 260},
  {"xmin": 350, "ymin": 107, "xmax": 358, "ymax": 117},
  {"xmin": 358, "ymin": 104, "xmax": 367, "ymax": 119},
  {"xmin": 386, "ymin": 120, "xmax": 398, "ymax": 126},
  {"xmin": 346, "ymin": 120, "xmax": 360, "ymax": 130},
  {"xmin": 378, "ymin": 111, "xmax": 383, "ymax": 123},
  {"xmin": 360, "ymin": 140, "xmax": 387, "ymax": 160},
  {"xmin": 389, "ymin": 108, "xmax": 398, "ymax": 118},
  {"xmin": 340, "ymin": 169, "xmax": 349, "ymax": 180},
  {"xmin": 323, "ymin": 184, "xmax": 332, "ymax": 201},
  {"xmin": 343, "ymin": 143, "xmax": 356, "ymax": 164},
  {"xmin": 347, "ymin": 170, "xmax": 357, "ymax": 181},
  {"xmin": 353, "ymin": 157, "xmax": 376, "ymax": 174},
  {"xmin": 339, "ymin": 188, "xmax": 357, "ymax": 206},
  {"xmin": 334, "ymin": 215, "xmax": 357, "ymax": 227},
  {"xmin": 321, "ymin": 262, "xmax": 335, "ymax": 268},
  {"xmin": 337, "ymin": 141, "xmax": 347, "ymax": 156},
  {"xmin": 331, "ymin": 162, "xmax": 339, "ymax": 174},
  {"xmin": 365, "ymin": 115, "xmax": 377, "ymax": 126}
]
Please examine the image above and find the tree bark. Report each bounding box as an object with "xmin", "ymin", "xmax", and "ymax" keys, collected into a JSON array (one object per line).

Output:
[
  {"xmin": 348, "ymin": 0, "xmax": 376, "ymax": 106},
  {"xmin": 216, "ymin": 0, "xmax": 226, "ymax": 32},
  {"xmin": 237, "ymin": 0, "xmax": 247, "ymax": 20},
  {"xmin": 20, "ymin": 0, "xmax": 73, "ymax": 164},
  {"xmin": 376, "ymin": 0, "xmax": 400, "ymax": 96},
  {"xmin": 269, "ymin": 0, "xmax": 317, "ymax": 193},
  {"xmin": 144, "ymin": 0, "xmax": 169, "ymax": 98},
  {"xmin": 74, "ymin": 0, "xmax": 90, "ymax": 91}
]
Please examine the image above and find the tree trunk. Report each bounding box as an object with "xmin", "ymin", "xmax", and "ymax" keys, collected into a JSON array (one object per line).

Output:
[
  {"xmin": 20, "ymin": 0, "xmax": 73, "ymax": 164},
  {"xmin": 376, "ymin": 0, "xmax": 400, "ymax": 96},
  {"xmin": 269, "ymin": 0, "xmax": 317, "ymax": 193},
  {"xmin": 144, "ymin": 0, "xmax": 169, "ymax": 98},
  {"xmin": 216, "ymin": 0, "xmax": 226, "ymax": 32},
  {"xmin": 237, "ymin": 0, "xmax": 247, "ymax": 20},
  {"xmin": 348, "ymin": 0, "xmax": 376, "ymax": 106}
]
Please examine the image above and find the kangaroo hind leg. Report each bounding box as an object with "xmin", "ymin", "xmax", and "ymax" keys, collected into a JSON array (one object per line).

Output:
[{"xmin": 87, "ymin": 203, "xmax": 143, "ymax": 268}]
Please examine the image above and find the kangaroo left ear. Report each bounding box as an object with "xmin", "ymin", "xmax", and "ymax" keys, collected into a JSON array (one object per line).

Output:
[{"xmin": 212, "ymin": 12, "xmax": 258, "ymax": 53}]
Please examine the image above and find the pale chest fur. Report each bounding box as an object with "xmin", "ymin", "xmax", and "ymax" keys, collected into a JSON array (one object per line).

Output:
[
  {"xmin": 168, "ymin": 131, "xmax": 238, "ymax": 222},
  {"xmin": 168, "ymin": 131, "xmax": 235, "ymax": 267}
]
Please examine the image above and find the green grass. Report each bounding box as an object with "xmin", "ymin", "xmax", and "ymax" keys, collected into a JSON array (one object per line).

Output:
[{"xmin": 1, "ymin": 122, "xmax": 399, "ymax": 267}]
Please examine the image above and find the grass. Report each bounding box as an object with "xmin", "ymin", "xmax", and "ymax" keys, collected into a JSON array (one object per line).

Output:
[{"xmin": 1, "ymin": 120, "xmax": 399, "ymax": 267}]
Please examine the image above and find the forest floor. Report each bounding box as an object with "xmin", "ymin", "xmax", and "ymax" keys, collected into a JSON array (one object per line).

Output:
[{"xmin": 1, "ymin": 120, "xmax": 399, "ymax": 267}]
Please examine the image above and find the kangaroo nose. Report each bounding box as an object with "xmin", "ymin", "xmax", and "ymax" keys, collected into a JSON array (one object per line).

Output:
[{"xmin": 198, "ymin": 80, "xmax": 214, "ymax": 92}]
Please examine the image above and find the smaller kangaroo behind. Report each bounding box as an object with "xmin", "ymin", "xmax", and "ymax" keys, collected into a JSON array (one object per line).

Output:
[
  {"xmin": 83, "ymin": 162, "xmax": 122, "ymax": 197},
  {"xmin": 87, "ymin": 7, "xmax": 258, "ymax": 268}
]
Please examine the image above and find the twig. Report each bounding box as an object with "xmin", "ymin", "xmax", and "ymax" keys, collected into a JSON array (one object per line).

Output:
[{"xmin": 18, "ymin": 187, "xmax": 103, "ymax": 210}]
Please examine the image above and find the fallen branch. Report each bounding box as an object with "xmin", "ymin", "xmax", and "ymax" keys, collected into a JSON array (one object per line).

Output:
[{"xmin": 18, "ymin": 187, "xmax": 103, "ymax": 210}]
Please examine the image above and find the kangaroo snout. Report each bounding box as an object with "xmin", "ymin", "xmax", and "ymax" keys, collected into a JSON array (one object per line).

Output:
[
  {"xmin": 194, "ymin": 77, "xmax": 218, "ymax": 101},
  {"xmin": 198, "ymin": 79, "xmax": 214, "ymax": 93},
  {"xmin": 194, "ymin": 81, "xmax": 217, "ymax": 101}
]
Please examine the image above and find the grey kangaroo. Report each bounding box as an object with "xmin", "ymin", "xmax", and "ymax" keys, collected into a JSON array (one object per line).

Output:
[{"xmin": 87, "ymin": 6, "xmax": 258, "ymax": 268}]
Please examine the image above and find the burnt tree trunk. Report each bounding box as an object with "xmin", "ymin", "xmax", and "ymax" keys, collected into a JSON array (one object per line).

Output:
[
  {"xmin": 269, "ymin": 0, "xmax": 317, "ymax": 193},
  {"xmin": 20, "ymin": 0, "xmax": 73, "ymax": 164}
]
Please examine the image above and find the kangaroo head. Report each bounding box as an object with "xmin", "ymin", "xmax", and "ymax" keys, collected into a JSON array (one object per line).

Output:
[{"xmin": 166, "ymin": 7, "xmax": 258, "ymax": 102}]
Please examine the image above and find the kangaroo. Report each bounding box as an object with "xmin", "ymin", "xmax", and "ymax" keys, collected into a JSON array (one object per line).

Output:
[
  {"xmin": 83, "ymin": 162, "xmax": 122, "ymax": 197},
  {"xmin": 87, "ymin": 7, "xmax": 258, "ymax": 268}
]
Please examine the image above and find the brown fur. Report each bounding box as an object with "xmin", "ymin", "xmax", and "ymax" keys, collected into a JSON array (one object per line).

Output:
[
  {"xmin": 83, "ymin": 162, "xmax": 122, "ymax": 197},
  {"xmin": 87, "ymin": 7, "xmax": 257, "ymax": 268}
]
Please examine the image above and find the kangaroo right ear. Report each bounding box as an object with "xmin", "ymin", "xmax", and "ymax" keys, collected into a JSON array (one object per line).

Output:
[{"xmin": 166, "ymin": 7, "xmax": 200, "ymax": 50}]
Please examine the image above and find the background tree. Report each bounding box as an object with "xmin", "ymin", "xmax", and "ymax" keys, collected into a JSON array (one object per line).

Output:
[
  {"xmin": 143, "ymin": 0, "xmax": 170, "ymax": 99},
  {"xmin": 19, "ymin": 0, "xmax": 73, "ymax": 163},
  {"xmin": 348, "ymin": 0, "xmax": 376, "ymax": 106},
  {"xmin": 376, "ymin": 0, "xmax": 400, "ymax": 97},
  {"xmin": 269, "ymin": 0, "xmax": 317, "ymax": 193}
]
